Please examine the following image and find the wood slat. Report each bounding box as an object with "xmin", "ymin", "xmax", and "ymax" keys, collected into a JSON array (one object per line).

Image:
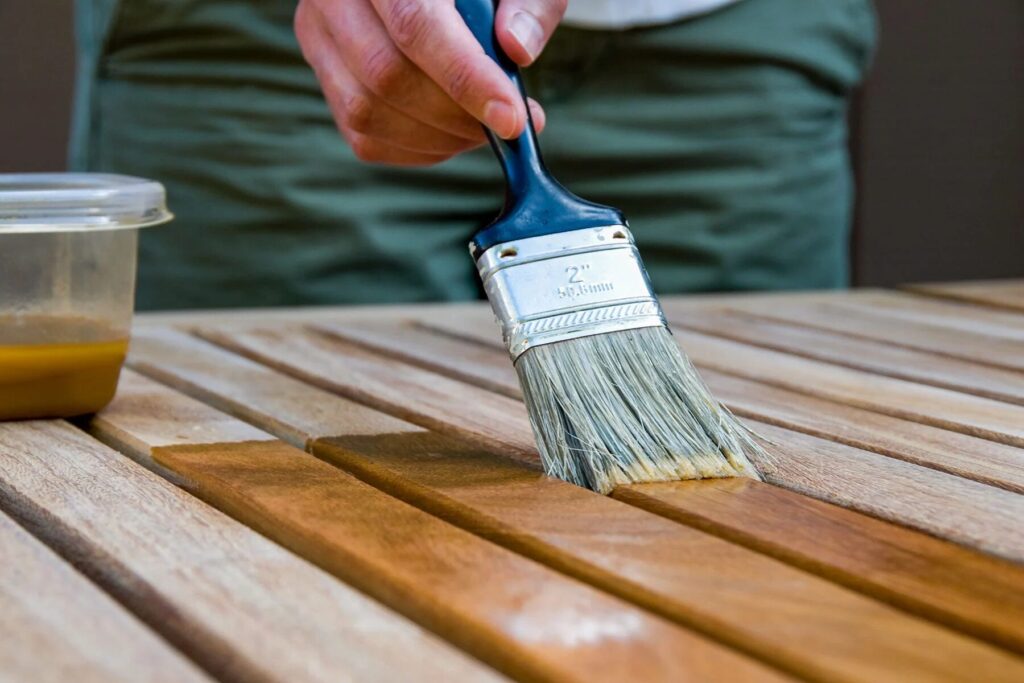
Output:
[
  {"xmin": 350, "ymin": 314, "xmax": 1024, "ymax": 560},
  {"xmin": 93, "ymin": 371, "xmax": 783, "ymax": 683},
  {"xmin": 906, "ymin": 279, "xmax": 1024, "ymax": 312},
  {"xmin": 829, "ymin": 291, "xmax": 1024, "ymax": 341},
  {"xmin": 195, "ymin": 325, "xmax": 538, "ymax": 460},
  {"xmin": 129, "ymin": 328, "xmax": 419, "ymax": 449},
  {"xmin": 670, "ymin": 308, "xmax": 1024, "ymax": 405},
  {"xmin": 0, "ymin": 419, "xmax": 502, "ymax": 683},
  {"xmin": 133, "ymin": 300, "xmax": 489, "ymax": 329},
  {"xmin": 657, "ymin": 289, "xmax": 864, "ymax": 314},
  {"xmin": 415, "ymin": 305, "xmax": 509, "ymax": 346},
  {"xmin": 713, "ymin": 299, "xmax": 1024, "ymax": 372},
  {"xmin": 322, "ymin": 320, "xmax": 522, "ymax": 399},
  {"xmin": 125, "ymin": 328, "xmax": 1024, "ymax": 680},
  {"xmin": 0, "ymin": 510, "xmax": 211, "ymax": 683}
]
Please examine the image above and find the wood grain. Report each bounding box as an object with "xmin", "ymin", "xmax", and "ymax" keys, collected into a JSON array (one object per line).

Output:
[
  {"xmin": 379, "ymin": 315, "xmax": 1024, "ymax": 559},
  {"xmin": 906, "ymin": 279, "xmax": 1024, "ymax": 312},
  {"xmin": 128, "ymin": 328, "xmax": 420, "ymax": 449},
  {"xmin": 675, "ymin": 328, "xmax": 1024, "ymax": 447},
  {"xmin": 160, "ymin": 441, "xmax": 788, "ymax": 683},
  {"xmin": 702, "ymin": 368, "xmax": 1024, "ymax": 494},
  {"xmin": 828, "ymin": 291, "xmax": 1024, "ymax": 341},
  {"xmin": 612, "ymin": 477, "xmax": 1024, "ymax": 655},
  {"xmin": 312, "ymin": 433, "xmax": 1024, "ymax": 682},
  {"xmin": 315, "ymin": 320, "xmax": 522, "ymax": 399},
  {"xmin": 415, "ymin": 305, "xmax": 509, "ymax": 347},
  {"xmin": 124, "ymin": 329, "xmax": 1024, "ymax": 680},
  {"xmin": 0, "ymin": 419, "xmax": 502, "ymax": 683},
  {"xmin": 316, "ymin": 319, "xmax": 1024, "ymax": 495},
  {"xmin": 671, "ymin": 308, "xmax": 1024, "ymax": 405},
  {"xmin": 0, "ymin": 510, "xmax": 211, "ymax": 683},
  {"xmin": 661, "ymin": 288, "xmax": 1024, "ymax": 340},
  {"xmin": 195, "ymin": 325, "xmax": 539, "ymax": 461},
  {"xmin": 721, "ymin": 300, "xmax": 1024, "ymax": 372},
  {"xmin": 94, "ymin": 375, "xmax": 783, "ymax": 683},
  {"xmin": 749, "ymin": 421, "xmax": 1024, "ymax": 562},
  {"xmin": 133, "ymin": 300, "xmax": 488, "ymax": 330}
]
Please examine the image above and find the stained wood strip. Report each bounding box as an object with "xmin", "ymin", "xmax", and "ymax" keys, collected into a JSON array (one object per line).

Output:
[
  {"xmin": 668, "ymin": 308, "xmax": 1024, "ymax": 405},
  {"xmin": 611, "ymin": 478, "xmax": 1024, "ymax": 655},
  {"xmin": 195, "ymin": 325, "xmax": 538, "ymax": 461},
  {"xmin": 0, "ymin": 418, "xmax": 503, "ymax": 683},
  {"xmin": 93, "ymin": 373, "xmax": 783, "ymax": 683},
  {"xmin": 315, "ymin": 319, "xmax": 1024, "ymax": 494},
  {"xmin": 0, "ymin": 510, "xmax": 211, "ymax": 683},
  {"xmin": 397, "ymin": 313, "xmax": 1024, "ymax": 559},
  {"xmin": 125, "ymin": 329, "xmax": 1024, "ymax": 678},
  {"xmin": 906, "ymin": 279, "xmax": 1024, "ymax": 312},
  {"xmin": 718, "ymin": 300, "xmax": 1024, "ymax": 372}
]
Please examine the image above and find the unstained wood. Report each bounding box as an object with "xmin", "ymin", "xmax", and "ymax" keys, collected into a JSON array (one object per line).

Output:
[
  {"xmin": 670, "ymin": 308, "xmax": 1024, "ymax": 405},
  {"xmin": 0, "ymin": 510, "xmax": 211, "ymax": 683},
  {"xmin": 906, "ymin": 279, "xmax": 1024, "ymax": 312},
  {"xmin": 721, "ymin": 300, "xmax": 1024, "ymax": 372}
]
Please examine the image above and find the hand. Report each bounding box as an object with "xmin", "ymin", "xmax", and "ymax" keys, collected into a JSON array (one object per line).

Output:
[{"xmin": 295, "ymin": 0, "xmax": 566, "ymax": 166}]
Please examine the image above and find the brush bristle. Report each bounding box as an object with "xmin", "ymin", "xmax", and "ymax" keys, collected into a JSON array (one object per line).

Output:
[{"xmin": 515, "ymin": 326, "xmax": 766, "ymax": 494}]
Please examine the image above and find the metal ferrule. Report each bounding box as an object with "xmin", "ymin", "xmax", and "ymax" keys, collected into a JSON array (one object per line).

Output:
[{"xmin": 474, "ymin": 225, "xmax": 668, "ymax": 361}]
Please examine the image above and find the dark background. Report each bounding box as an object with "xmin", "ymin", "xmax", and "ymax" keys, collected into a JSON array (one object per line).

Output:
[{"xmin": 2, "ymin": 0, "xmax": 1021, "ymax": 287}]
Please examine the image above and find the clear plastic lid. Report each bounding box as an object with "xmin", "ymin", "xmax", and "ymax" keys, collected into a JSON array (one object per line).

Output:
[{"xmin": 0, "ymin": 173, "xmax": 172, "ymax": 233}]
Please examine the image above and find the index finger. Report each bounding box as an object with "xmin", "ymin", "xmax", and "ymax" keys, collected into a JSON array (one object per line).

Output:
[{"xmin": 370, "ymin": 0, "xmax": 527, "ymax": 139}]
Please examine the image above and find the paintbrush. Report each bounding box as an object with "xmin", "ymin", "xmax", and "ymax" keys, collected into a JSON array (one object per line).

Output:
[{"xmin": 457, "ymin": 0, "xmax": 766, "ymax": 493}]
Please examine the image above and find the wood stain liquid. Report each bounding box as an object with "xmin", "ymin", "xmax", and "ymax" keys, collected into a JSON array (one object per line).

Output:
[{"xmin": 0, "ymin": 316, "xmax": 128, "ymax": 420}]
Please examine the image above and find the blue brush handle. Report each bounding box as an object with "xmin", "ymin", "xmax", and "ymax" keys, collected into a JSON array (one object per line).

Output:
[{"xmin": 455, "ymin": 0, "xmax": 625, "ymax": 257}]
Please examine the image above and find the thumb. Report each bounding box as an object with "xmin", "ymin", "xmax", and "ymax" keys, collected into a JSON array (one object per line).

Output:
[{"xmin": 495, "ymin": 0, "xmax": 567, "ymax": 66}]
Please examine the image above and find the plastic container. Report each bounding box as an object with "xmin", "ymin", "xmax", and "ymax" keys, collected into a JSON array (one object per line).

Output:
[{"xmin": 0, "ymin": 174, "xmax": 171, "ymax": 420}]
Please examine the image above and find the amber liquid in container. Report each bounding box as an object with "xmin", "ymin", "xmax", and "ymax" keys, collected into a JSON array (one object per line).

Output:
[
  {"xmin": 0, "ymin": 316, "xmax": 128, "ymax": 420},
  {"xmin": 1, "ymin": 173, "xmax": 170, "ymax": 420}
]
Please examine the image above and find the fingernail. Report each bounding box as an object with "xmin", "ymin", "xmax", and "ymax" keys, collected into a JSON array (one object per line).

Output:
[
  {"xmin": 508, "ymin": 11, "xmax": 544, "ymax": 62},
  {"xmin": 483, "ymin": 99, "xmax": 519, "ymax": 138}
]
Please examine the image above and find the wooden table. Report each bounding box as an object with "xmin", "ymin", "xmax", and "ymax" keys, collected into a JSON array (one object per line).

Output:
[{"xmin": 2, "ymin": 280, "xmax": 1023, "ymax": 683}]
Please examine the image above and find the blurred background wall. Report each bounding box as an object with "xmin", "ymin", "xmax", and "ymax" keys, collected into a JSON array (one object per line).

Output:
[
  {"xmin": 0, "ymin": 1, "xmax": 76, "ymax": 173},
  {"xmin": 850, "ymin": 0, "xmax": 1023, "ymax": 286},
  {"xmin": 2, "ymin": 0, "xmax": 1021, "ymax": 287}
]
